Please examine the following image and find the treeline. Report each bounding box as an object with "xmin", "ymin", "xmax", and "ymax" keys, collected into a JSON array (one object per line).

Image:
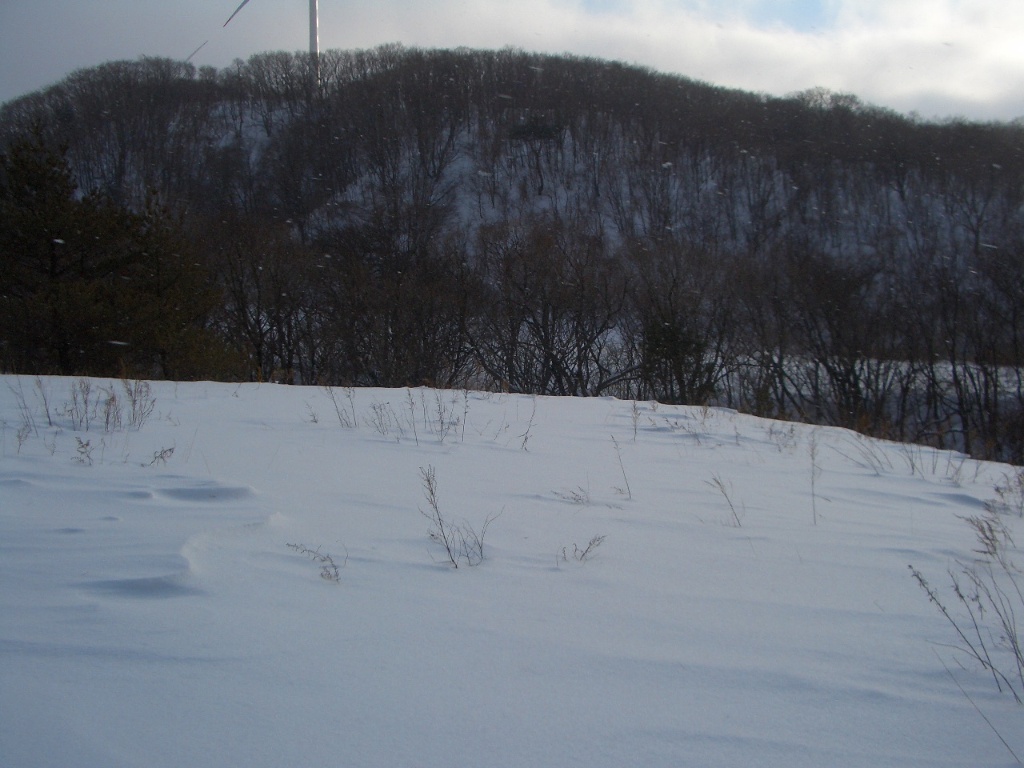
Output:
[{"xmin": 1, "ymin": 46, "xmax": 1023, "ymax": 461}]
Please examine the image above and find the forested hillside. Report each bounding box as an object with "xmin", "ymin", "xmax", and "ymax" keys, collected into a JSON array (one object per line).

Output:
[{"xmin": 2, "ymin": 45, "xmax": 1024, "ymax": 460}]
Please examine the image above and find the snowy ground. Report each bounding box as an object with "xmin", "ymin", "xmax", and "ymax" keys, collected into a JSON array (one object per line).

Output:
[{"xmin": 1, "ymin": 376, "xmax": 1021, "ymax": 767}]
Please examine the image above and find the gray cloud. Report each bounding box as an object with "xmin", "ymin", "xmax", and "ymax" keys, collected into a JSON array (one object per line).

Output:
[{"xmin": 1, "ymin": 0, "xmax": 1022, "ymax": 120}]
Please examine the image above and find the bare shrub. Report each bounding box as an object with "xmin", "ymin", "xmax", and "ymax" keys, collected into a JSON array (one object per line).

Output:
[
  {"xmin": 518, "ymin": 397, "xmax": 537, "ymax": 451},
  {"xmin": 945, "ymin": 454, "xmax": 970, "ymax": 486},
  {"xmin": 15, "ymin": 423, "xmax": 31, "ymax": 453},
  {"xmin": 322, "ymin": 386, "xmax": 357, "ymax": 429},
  {"xmin": 405, "ymin": 390, "xmax": 420, "ymax": 446},
  {"xmin": 366, "ymin": 400, "xmax": 402, "ymax": 442},
  {"xmin": 287, "ymin": 542, "xmax": 346, "ymax": 582},
  {"xmin": 433, "ymin": 390, "xmax": 459, "ymax": 444},
  {"xmin": 992, "ymin": 469, "xmax": 1024, "ymax": 518},
  {"xmin": 419, "ymin": 465, "xmax": 499, "ymax": 568},
  {"xmin": 33, "ymin": 377, "xmax": 53, "ymax": 428},
  {"xmin": 148, "ymin": 446, "xmax": 175, "ymax": 466},
  {"xmin": 122, "ymin": 379, "xmax": 156, "ymax": 430},
  {"xmin": 304, "ymin": 401, "xmax": 319, "ymax": 424},
  {"xmin": 767, "ymin": 422, "xmax": 797, "ymax": 452},
  {"xmin": 73, "ymin": 437, "xmax": 94, "ymax": 466},
  {"xmin": 611, "ymin": 435, "xmax": 632, "ymax": 500},
  {"xmin": 8, "ymin": 379, "xmax": 38, "ymax": 438},
  {"xmin": 809, "ymin": 432, "xmax": 822, "ymax": 525},
  {"xmin": 832, "ymin": 434, "xmax": 892, "ymax": 475},
  {"xmin": 706, "ymin": 472, "xmax": 743, "ymax": 527},
  {"xmin": 100, "ymin": 385, "xmax": 123, "ymax": 432},
  {"xmin": 66, "ymin": 378, "xmax": 93, "ymax": 431},
  {"xmin": 554, "ymin": 485, "xmax": 591, "ymax": 505},
  {"xmin": 911, "ymin": 509, "xmax": 1024, "ymax": 703},
  {"xmin": 560, "ymin": 535, "xmax": 606, "ymax": 564}
]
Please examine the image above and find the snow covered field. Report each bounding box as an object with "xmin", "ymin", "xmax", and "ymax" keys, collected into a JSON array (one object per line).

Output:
[{"xmin": 1, "ymin": 376, "xmax": 1021, "ymax": 767}]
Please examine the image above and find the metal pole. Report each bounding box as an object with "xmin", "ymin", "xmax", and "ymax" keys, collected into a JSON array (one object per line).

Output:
[
  {"xmin": 309, "ymin": 0, "xmax": 319, "ymax": 59},
  {"xmin": 309, "ymin": 0, "xmax": 320, "ymax": 83}
]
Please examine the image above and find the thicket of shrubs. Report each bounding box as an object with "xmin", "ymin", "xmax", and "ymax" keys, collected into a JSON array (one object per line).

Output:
[{"xmin": 2, "ymin": 45, "xmax": 1023, "ymax": 461}]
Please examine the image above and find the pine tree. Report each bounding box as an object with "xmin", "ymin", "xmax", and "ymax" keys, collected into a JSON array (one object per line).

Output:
[{"xmin": 0, "ymin": 128, "xmax": 221, "ymax": 377}]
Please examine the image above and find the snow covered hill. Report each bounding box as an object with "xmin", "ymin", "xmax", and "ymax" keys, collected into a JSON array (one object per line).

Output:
[{"xmin": 1, "ymin": 376, "xmax": 1021, "ymax": 767}]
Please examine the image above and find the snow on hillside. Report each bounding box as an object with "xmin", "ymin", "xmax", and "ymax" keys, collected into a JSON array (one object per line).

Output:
[{"xmin": 1, "ymin": 376, "xmax": 1021, "ymax": 767}]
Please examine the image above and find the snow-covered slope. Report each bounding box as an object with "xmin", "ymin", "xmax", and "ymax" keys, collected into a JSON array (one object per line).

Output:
[{"xmin": 1, "ymin": 376, "xmax": 1020, "ymax": 767}]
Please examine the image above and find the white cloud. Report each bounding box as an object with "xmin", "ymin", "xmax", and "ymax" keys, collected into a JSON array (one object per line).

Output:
[
  {"xmin": 1, "ymin": 0, "xmax": 1022, "ymax": 119},
  {"xmin": 820, "ymin": 0, "xmax": 1024, "ymax": 116},
  {"xmin": 307, "ymin": 0, "xmax": 1024, "ymax": 119}
]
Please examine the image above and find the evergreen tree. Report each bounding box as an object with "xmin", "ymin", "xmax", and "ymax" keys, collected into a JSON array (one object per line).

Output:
[{"xmin": 0, "ymin": 129, "xmax": 221, "ymax": 377}]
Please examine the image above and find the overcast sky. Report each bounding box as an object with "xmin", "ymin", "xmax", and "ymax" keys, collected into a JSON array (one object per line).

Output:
[{"xmin": 1, "ymin": 0, "xmax": 1022, "ymax": 121}]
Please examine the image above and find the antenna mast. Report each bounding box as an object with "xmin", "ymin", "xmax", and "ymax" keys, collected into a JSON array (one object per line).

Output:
[
  {"xmin": 309, "ymin": 0, "xmax": 319, "ymax": 58},
  {"xmin": 223, "ymin": 0, "xmax": 320, "ymax": 81},
  {"xmin": 309, "ymin": 0, "xmax": 320, "ymax": 82}
]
